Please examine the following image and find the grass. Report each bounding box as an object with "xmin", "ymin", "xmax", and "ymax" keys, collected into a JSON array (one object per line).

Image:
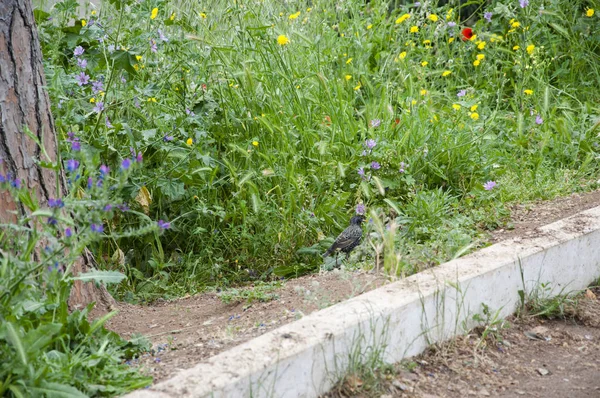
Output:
[{"xmin": 34, "ymin": 0, "xmax": 600, "ymax": 302}]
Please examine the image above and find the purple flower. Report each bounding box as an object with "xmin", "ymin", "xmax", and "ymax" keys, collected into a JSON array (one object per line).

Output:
[
  {"xmin": 365, "ymin": 139, "xmax": 377, "ymax": 149},
  {"xmin": 87, "ymin": 177, "xmax": 93, "ymax": 189},
  {"xmin": 105, "ymin": 116, "xmax": 113, "ymax": 128},
  {"xmin": 519, "ymin": 0, "xmax": 529, "ymax": 8},
  {"xmin": 535, "ymin": 115, "xmax": 543, "ymax": 125},
  {"xmin": 77, "ymin": 58, "xmax": 88, "ymax": 68},
  {"xmin": 158, "ymin": 220, "xmax": 171, "ymax": 229},
  {"xmin": 150, "ymin": 39, "xmax": 157, "ymax": 53},
  {"xmin": 158, "ymin": 28, "xmax": 168, "ymax": 42},
  {"xmin": 371, "ymin": 161, "xmax": 381, "ymax": 170},
  {"xmin": 99, "ymin": 164, "xmax": 110, "ymax": 176},
  {"xmin": 136, "ymin": 152, "xmax": 143, "ymax": 163},
  {"xmin": 92, "ymin": 80, "xmax": 103, "ymax": 93},
  {"xmin": 104, "ymin": 204, "xmax": 113, "ymax": 211},
  {"xmin": 483, "ymin": 180, "xmax": 497, "ymax": 191},
  {"xmin": 358, "ymin": 167, "xmax": 365, "ymax": 178},
  {"xmin": 96, "ymin": 179, "xmax": 103, "ymax": 188},
  {"xmin": 121, "ymin": 76, "xmax": 127, "ymax": 83},
  {"xmin": 76, "ymin": 72, "xmax": 90, "ymax": 86},
  {"xmin": 447, "ymin": 21, "xmax": 456, "ymax": 27},
  {"xmin": 186, "ymin": 109, "xmax": 195, "ymax": 116},
  {"xmin": 48, "ymin": 217, "xmax": 58, "ymax": 225},
  {"xmin": 134, "ymin": 97, "xmax": 140, "ymax": 108},
  {"xmin": 117, "ymin": 204, "xmax": 130, "ymax": 212},
  {"xmin": 67, "ymin": 132, "xmax": 76, "ymax": 140},
  {"xmin": 484, "ymin": 12, "xmax": 493, "ymax": 22},
  {"xmin": 90, "ymin": 223, "xmax": 104, "ymax": 233},
  {"xmin": 108, "ymin": 44, "xmax": 115, "ymax": 52},
  {"xmin": 66, "ymin": 159, "xmax": 79, "ymax": 172},
  {"xmin": 121, "ymin": 158, "xmax": 132, "ymax": 170},
  {"xmin": 399, "ymin": 161, "xmax": 409, "ymax": 173},
  {"xmin": 457, "ymin": 89, "xmax": 467, "ymax": 97},
  {"xmin": 65, "ymin": 227, "xmax": 73, "ymax": 238},
  {"xmin": 74, "ymin": 46, "xmax": 84, "ymax": 57},
  {"xmin": 370, "ymin": 119, "xmax": 381, "ymax": 128},
  {"xmin": 355, "ymin": 203, "xmax": 366, "ymax": 215},
  {"xmin": 361, "ymin": 150, "xmax": 367, "ymax": 156},
  {"xmin": 93, "ymin": 102, "xmax": 104, "ymax": 113},
  {"xmin": 48, "ymin": 198, "xmax": 64, "ymax": 208},
  {"xmin": 0, "ymin": 174, "xmax": 6, "ymax": 183},
  {"xmin": 71, "ymin": 141, "xmax": 81, "ymax": 151},
  {"xmin": 11, "ymin": 178, "xmax": 21, "ymax": 189},
  {"xmin": 163, "ymin": 134, "xmax": 174, "ymax": 142}
]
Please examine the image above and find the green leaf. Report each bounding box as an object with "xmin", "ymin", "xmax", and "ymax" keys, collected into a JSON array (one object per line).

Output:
[
  {"xmin": 30, "ymin": 382, "xmax": 87, "ymax": 398},
  {"xmin": 5, "ymin": 323, "xmax": 27, "ymax": 365},
  {"xmin": 70, "ymin": 270, "xmax": 126, "ymax": 285},
  {"xmin": 157, "ymin": 179, "xmax": 185, "ymax": 201},
  {"xmin": 24, "ymin": 323, "xmax": 63, "ymax": 354}
]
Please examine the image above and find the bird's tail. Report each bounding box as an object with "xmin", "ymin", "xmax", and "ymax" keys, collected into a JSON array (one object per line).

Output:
[{"xmin": 322, "ymin": 248, "xmax": 332, "ymax": 258}]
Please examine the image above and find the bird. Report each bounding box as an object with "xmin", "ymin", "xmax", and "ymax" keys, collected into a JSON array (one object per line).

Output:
[{"xmin": 323, "ymin": 215, "xmax": 365, "ymax": 266}]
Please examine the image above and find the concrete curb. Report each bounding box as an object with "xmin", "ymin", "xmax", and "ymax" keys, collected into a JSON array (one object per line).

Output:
[{"xmin": 126, "ymin": 205, "xmax": 600, "ymax": 398}]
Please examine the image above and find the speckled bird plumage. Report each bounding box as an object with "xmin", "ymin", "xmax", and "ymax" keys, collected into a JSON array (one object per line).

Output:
[{"xmin": 323, "ymin": 216, "xmax": 364, "ymax": 259}]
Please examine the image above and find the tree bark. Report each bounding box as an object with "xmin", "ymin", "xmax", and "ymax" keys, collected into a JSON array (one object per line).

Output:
[{"xmin": 0, "ymin": 0, "xmax": 115, "ymax": 312}]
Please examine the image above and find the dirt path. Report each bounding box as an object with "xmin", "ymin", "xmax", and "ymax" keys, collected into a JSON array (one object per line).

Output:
[{"xmin": 105, "ymin": 189, "xmax": 600, "ymax": 385}]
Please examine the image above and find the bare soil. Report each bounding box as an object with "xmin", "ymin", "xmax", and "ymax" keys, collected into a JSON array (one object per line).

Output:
[
  {"xmin": 104, "ymin": 189, "xmax": 600, "ymax": 387},
  {"xmin": 327, "ymin": 288, "xmax": 600, "ymax": 398}
]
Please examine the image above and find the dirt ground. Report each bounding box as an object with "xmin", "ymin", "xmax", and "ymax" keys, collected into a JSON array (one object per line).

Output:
[
  {"xmin": 328, "ymin": 288, "xmax": 600, "ymax": 398},
  {"xmin": 104, "ymin": 189, "xmax": 600, "ymax": 386}
]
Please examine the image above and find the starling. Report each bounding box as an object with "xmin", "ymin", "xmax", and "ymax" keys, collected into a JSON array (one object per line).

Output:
[{"xmin": 323, "ymin": 215, "xmax": 365, "ymax": 265}]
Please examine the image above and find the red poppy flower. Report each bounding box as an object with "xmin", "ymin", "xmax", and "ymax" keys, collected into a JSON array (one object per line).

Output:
[{"xmin": 461, "ymin": 27, "xmax": 473, "ymax": 41}]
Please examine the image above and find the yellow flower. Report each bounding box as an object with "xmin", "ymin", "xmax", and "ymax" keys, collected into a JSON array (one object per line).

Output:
[
  {"xmin": 470, "ymin": 112, "xmax": 479, "ymax": 120},
  {"xmin": 289, "ymin": 11, "xmax": 300, "ymax": 20},
  {"xmin": 513, "ymin": 45, "xmax": 520, "ymax": 50},
  {"xmin": 147, "ymin": 97, "xmax": 157, "ymax": 103},
  {"xmin": 307, "ymin": 7, "xmax": 312, "ymax": 12},
  {"xmin": 470, "ymin": 104, "xmax": 478, "ymax": 112},
  {"xmin": 476, "ymin": 54, "xmax": 485, "ymax": 61},
  {"xmin": 133, "ymin": 64, "xmax": 139, "ymax": 71},
  {"xmin": 452, "ymin": 104, "xmax": 461, "ymax": 110},
  {"xmin": 252, "ymin": 141, "xmax": 259, "ymax": 147},
  {"xmin": 511, "ymin": 21, "xmax": 520, "ymax": 28},
  {"xmin": 346, "ymin": 58, "xmax": 353, "ymax": 64},
  {"xmin": 367, "ymin": 24, "xmax": 373, "ymax": 30},
  {"xmin": 469, "ymin": 34, "xmax": 477, "ymax": 41},
  {"xmin": 91, "ymin": 10, "xmax": 96, "ymax": 16},
  {"xmin": 150, "ymin": 7, "xmax": 158, "ymax": 20},
  {"xmin": 81, "ymin": 19, "xmax": 87, "ymax": 27},
  {"xmin": 411, "ymin": 99, "xmax": 417, "ymax": 105},
  {"xmin": 199, "ymin": 12, "xmax": 206, "ymax": 19},
  {"xmin": 442, "ymin": 70, "xmax": 451, "ymax": 77},
  {"xmin": 345, "ymin": 75, "xmax": 352, "ymax": 81},
  {"xmin": 399, "ymin": 51, "xmax": 407, "ymax": 59},
  {"xmin": 421, "ymin": 61, "xmax": 428, "ymax": 67},
  {"xmin": 477, "ymin": 41, "xmax": 486, "ymax": 50},
  {"xmin": 448, "ymin": 37, "xmax": 455, "ymax": 43},
  {"xmin": 423, "ymin": 40, "xmax": 431, "ymax": 46},
  {"xmin": 586, "ymin": 8, "xmax": 594, "ymax": 17},
  {"xmin": 136, "ymin": 55, "xmax": 143, "ymax": 61},
  {"xmin": 186, "ymin": 138, "xmax": 193, "ymax": 146},
  {"xmin": 526, "ymin": 44, "xmax": 535, "ymax": 54},
  {"xmin": 420, "ymin": 89, "xmax": 428, "ymax": 96},
  {"xmin": 277, "ymin": 35, "xmax": 290, "ymax": 45},
  {"xmin": 524, "ymin": 89, "xmax": 533, "ymax": 95},
  {"xmin": 410, "ymin": 25, "xmax": 419, "ymax": 33},
  {"xmin": 473, "ymin": 59, "xmax": 481, "ymax": 67},
  {"xmin": 446, "ymin": 8, "xmax": 453, "ymax": 20},
  {"xmin": 428, "ymin": 14, "xmax": 439, "ymax": 22},
  {"xmin": 354, "ymin": 83, "xmax": 361, "ymax": 91},
  {"xmin": 90, "ymin": 98, "xmax": 95, "ymax": 103},
  {"xmin": 171, "ymin": 12, "xmax": 176, "ymax": 20},
  {"xmin": 395, "ymin": 13, "xmax": 411, "ymax": 24}
]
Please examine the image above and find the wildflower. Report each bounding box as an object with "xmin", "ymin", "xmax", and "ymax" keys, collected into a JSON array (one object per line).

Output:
[
  {"xmin": 367, "ymin": 24, "xmax": 373, "ymax": 30},
  {"xmin": 277, "ymin": 35, "xmax": 290, "ymax": 45},
  {"xmin": 11, "ymin": 178, "xmax": 21, "ymax": 189},
  {"xmin": 484, "ymin": 12, "xmax": 493, "ymax": 22},
  {"xmin": 399, "ymin": 51, "xmax": 407, "ymax": 59},
  {"xmin": 483, "ymin": 180, "xmax": 497, "ymax": 190},
  {"xmin": 470, "ymin": 112, "xmax": 479, "ymax": 120},
  {"xmin": 104, "ymin": 204, "xmax": 113, "ymax": 212},
  {"xmin": 158, "ymin": 28, "xmax": 169, "ymax": 42},
  {"xmin": 199, "ymin": 12, "xmax": 206, "ymax": 19},
  {"xmin": 586, "ymin": 9, "xmax": 594, "ymax": 17},
  {"xmin": 371, "ymin": 161, "xmax": 381, "ymax": 170},
  {"xmin": 90, "ymin": 98, "xmax": 95, "ymax": 103},
  {"xmin": 476, "ymin": 54, "xmax": 485, "ymax": 60},
  {"xmin": 356, "ymin": 203, "xmax": 366, "ymax": 215},
  {"xmin": 428, "ymin": 14, "xmax": 438, "ymax": 22},
  {"xmin": 77, "ymin": 58, "xmax": 87, "ymax": 68},
  {"xmin": 411, "ymin": 99, "xmax": 417, "ymax": 105},
  {"xmin": 423, "ymin": 40, "xmax": 431, "ymax": 46},
  {"xmin": 535, "ymin": 115, "xmax": 543, "ymax": 125},
  {"xmin": 399, "ymin": 161, "xmax": 408, "ymax": 173},
  {"xmin": 65, "ymin": 228, "xmax": 73, "ymax": 238},
  {"xmin": 163, "ymin": 134, "xmax": 174, "ymax": 142},
  {"xmin": 92, "ymin": 80, "xmax": 103, "ymax": 93},
  {"xmin": 370, "ymin": 119, "xmax": 381, "ymax": 128},
  {"xmin": 150, "ymin": 7, "xmax": 158, "ymax": 19},
  {"xmin": 461, "ymin": 27, "xmax": 473, "ymax": 41},
  {"xmin": 452, "ymin": 104, "xmax": 461, "ymax": 110},
  {"xmin": 66, "ymin": 159, "xmax": 79, "ymax": 172},
  {"xmin": 513, "ymin": 45, "xmax": 520, "ymax": 50},
  {"xmin": 105, "ymin": 117, "xmax": 113, "ymax": 128},
  {"xmin": 447, "ymin": 21, "xmax": 456, "ymax": 27},
  {"xmin": 121, "ymin": 158, "xmax": 132, "ymax": 170},
  {"xmin": 358, "ymin": 167, "xmax": 366, "ymax": 178},
  {"xmin": 93, "ymin": 102, "xmax": 104, "ymax": 113},
  {"xmin": 87, "ymin": 177, "xmax": 93, "ymax": 189},
  {"xmin": 473, "ymin": 59, "xmax": 480, "ymax": 66},
  {"xmin": 365, "ymin": 139, "xmax": 377, "ymax": 149},
  {"xmin": 71, "ymin": 140, "xmax": 81, "ymax": 151},
  {"xmin": 420, "ymin": 89, "xmax": 428, "ymax": 96},
  {"xmin": 252, "ymin": 141, "xmax": 259, "ymax": 147},
  {"xmin": 289, "ymin": 11, "xmax": 301, "ymax": 20},
  {"xmin": 457, "ymin": 89, "xmax": 467, "ymax": 97},
  {"xmin": 99, "ymin": 165, "xmax": 110, "ymax": 176},
  {"xmin": 48, "ymin": 198, "xmax": 64, "ymax": 208},
  {"xmin": 354, "ymin": 83, "xmax": 361, "ymax": 91},
  {"xmin": 150, "ymin": 39, "xmax": 157, "ymax": 53},
  {"xmin": 470, "ymin": 104, "xmax": 478, "ymax": 112},
  {"xmin": 477, "ymin": 41, "xmax": 486, "ymax": 50},
  {"xmin": 344, "ymin": 74, "xmax": 352, "ymax": 81},
  {"xmin": 524, "ymin": 89, "xmax": 533, "ymax": 95},
  {"xmin": 81, "ymin": 19, "xmax": 86, "ymax": 27},
  {"xmin": 519, "ymin": 0, "xmax": 528, "ymax": 8},
  {"xmin": 186, "ymin": 138, "xmax": 193, "ymax": 146},
  {"xmin": 395, "ymin": 13, "xmax": 411, "ymax": 24},
  {"xmin": 76, "ymin": 72, "xmax": 90, "ymax": 86},
  {"xmin": 136, "ymin": 152, "xmax": 143, "ymax": 163},
  {"xmin": 511, "ymin": 21, "xmax": 521, "ymax": 28},
  {"xmin": 448, "ymin": 37, "xmax": 455, "ymax": 43},
  {"xmin": 410, "ymin": 25, "xmax": 419, "ymax": 33},
  {"xmin": 442, "ymin": 70, "xmax": 451, "ymax": 77},
  {"xmin": 90, "ymin": 223, "xmax": 104, "ymax": 233},
  {"xmin": 158, "ymin": 220, "xmax": 171, "ymax": 229},
  {"xmin": 48, "ymin": 217, "xmax": 58, "ymax": 226},
  {"xmin": 526, "ymin": 44, "xmax": 535, "ymax": 54},
  {"xmin": 346, "ymin": 58, "xmax": 353, "ymax": 64}
]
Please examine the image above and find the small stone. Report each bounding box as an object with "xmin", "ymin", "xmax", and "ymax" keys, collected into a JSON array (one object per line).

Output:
[
  {"xmin": 392, "ymin": 380, "xmax": 409, "ymax": 391},
  {"xmin": 480, "ymin": 388, "xmax": 491, "ymax": 396},
  {"xmin": 537, "ymin": 368, "xmax": 550, "ymax": 376}
]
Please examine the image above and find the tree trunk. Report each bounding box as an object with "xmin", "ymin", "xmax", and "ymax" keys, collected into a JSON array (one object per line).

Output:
[{"xmin": 0, "ymin": 0, "xmax": 115, "ymax": 312}]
